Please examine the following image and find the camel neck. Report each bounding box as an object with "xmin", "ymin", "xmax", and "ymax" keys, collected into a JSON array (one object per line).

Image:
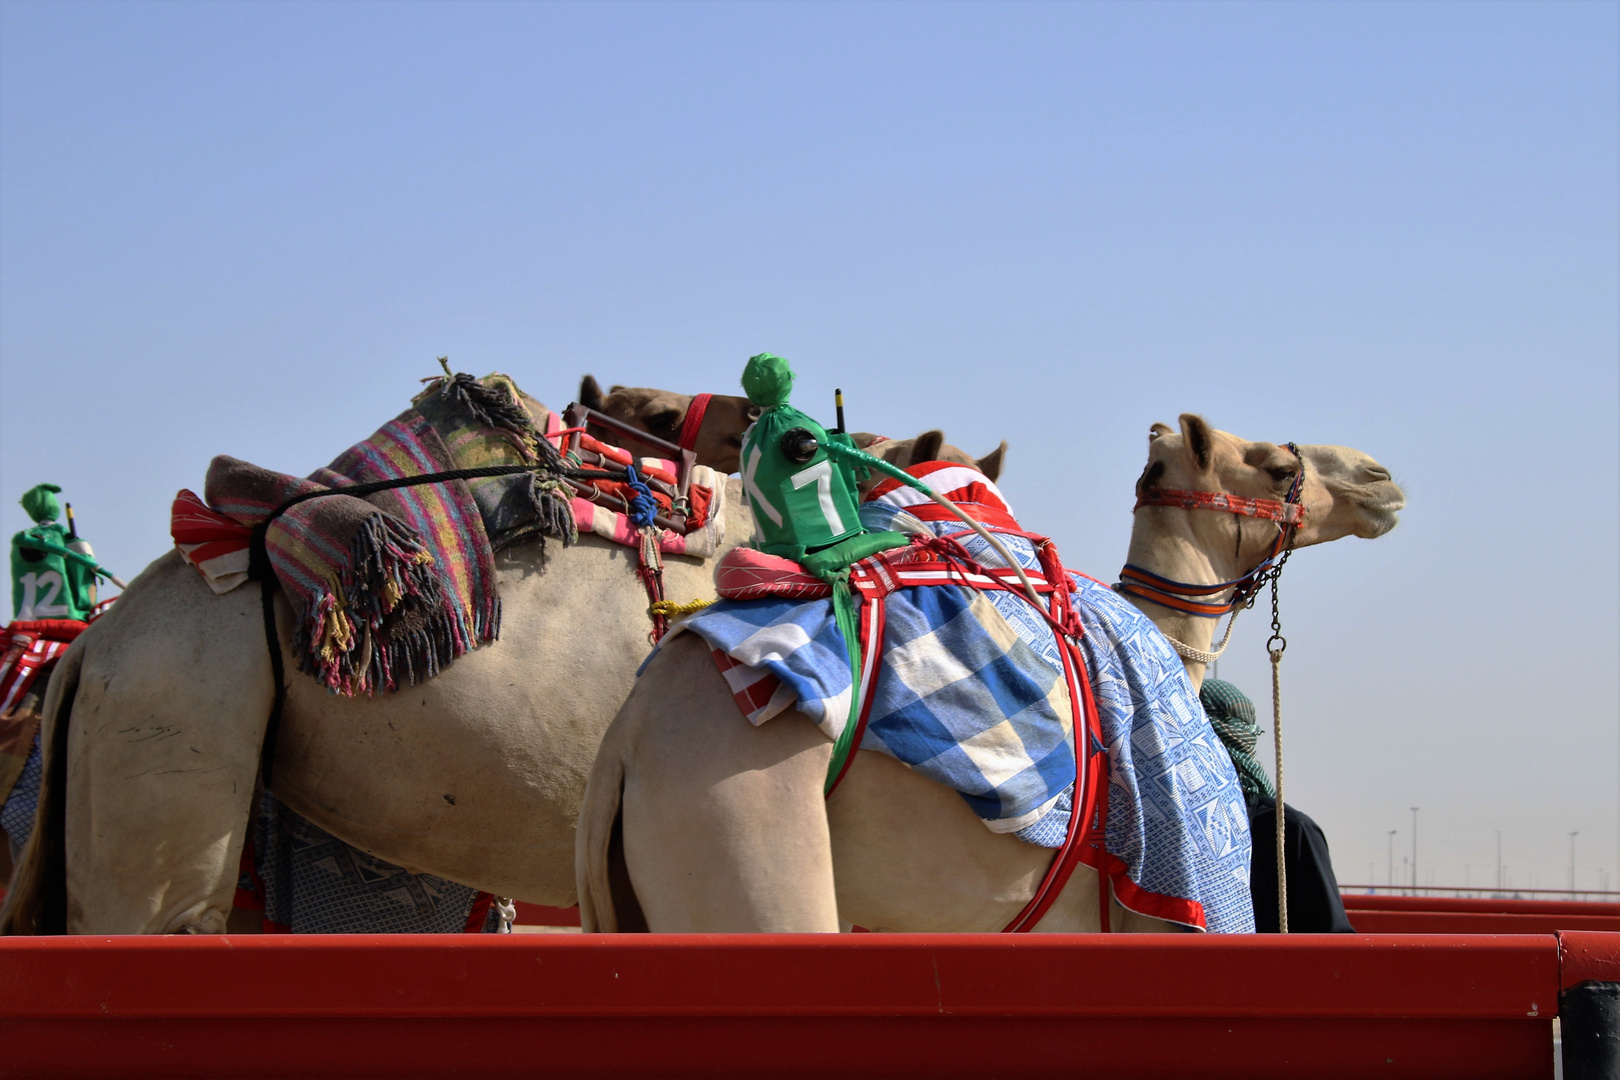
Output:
[{"xmin": 1121, "ymin": 513, "xmax": 1253, "ymax": 694}]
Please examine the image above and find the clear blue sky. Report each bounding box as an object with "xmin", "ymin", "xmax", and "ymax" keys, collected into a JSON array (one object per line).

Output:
[{"xmin": 3, "ymin": 0, "xmax": 1616, "ymax": 894}]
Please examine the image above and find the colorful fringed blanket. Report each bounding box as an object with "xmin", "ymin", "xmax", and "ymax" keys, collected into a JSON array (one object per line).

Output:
[
  {"xmin": 675, "ymin": 464, "xmax": 1254, "ymax": 933},
  {"xmin": 173, "ymin": 373, "xmax": 565, "ymax": 695},
  {"xmin": 171, "ymin": 373, "xmax": 727, "ymax": 695}
]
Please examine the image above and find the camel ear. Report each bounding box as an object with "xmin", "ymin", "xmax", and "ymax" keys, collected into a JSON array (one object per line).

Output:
[
  {"xmin": 1149, "ymin": 422, "xmax": 1173, "ymax": 442},
  {"xmin": 1178, "ymin": 414, "xmax": 1214, "ymax": 472},
  {"xmin": 976, "ymin": 441, "xmax": 1007, "ymax": 482},
  {"xmin": 579, "ymin": 376, "xmax": 604, "ymax": 411},
  {"xmin": 910, "ymin": 430, "xmax": 946, "ymax": 466}
]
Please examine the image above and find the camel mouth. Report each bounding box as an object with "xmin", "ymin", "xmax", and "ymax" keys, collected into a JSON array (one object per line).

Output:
[{"xmin": 1350, "ymin": 481, "xmax": 1405, "ymax": 538}]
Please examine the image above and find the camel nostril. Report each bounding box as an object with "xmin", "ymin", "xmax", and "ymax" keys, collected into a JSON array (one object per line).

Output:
[{"xmin": 1365, "ymin": 466, "xmax": 1392, "ymax": 482}]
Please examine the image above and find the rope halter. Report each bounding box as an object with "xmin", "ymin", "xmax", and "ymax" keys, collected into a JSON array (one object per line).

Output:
[{"xmin": 1115, "ymin": 443, "xmax": 1306, "ymax": 663}]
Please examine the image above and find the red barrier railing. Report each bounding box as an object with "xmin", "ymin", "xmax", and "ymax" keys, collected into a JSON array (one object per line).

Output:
[
  {"xmin": 1342, "ymin": 894, "xmax": 1620, "ymax": 935},
  {"xmin": 2, "ymin": 931, "xmax": 1597, "ymax": 1078}
]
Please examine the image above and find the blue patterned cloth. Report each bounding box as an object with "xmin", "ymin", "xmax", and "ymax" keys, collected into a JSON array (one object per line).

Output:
[
  {"xmin": 247, "ymin": 791, "xmax": 506, "ymax": 934},
  {"xmin": 677, "ymin": 494, "xmax": 1255, "ymax": 932},
  {"xmin": 1, "ymin": 730, "xmax": 41, "ymax": 860}
]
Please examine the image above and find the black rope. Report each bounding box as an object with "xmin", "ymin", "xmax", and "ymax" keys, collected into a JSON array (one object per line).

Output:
[{"xmin": 250, "ymin": 460, "xmax": 616, "ymax": 788}]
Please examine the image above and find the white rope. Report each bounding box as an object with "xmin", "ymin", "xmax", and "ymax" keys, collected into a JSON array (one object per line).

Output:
[
  {"xmin": 1162, "ymin": 607, "xmax": 1241, "ymax": 665},
  {"xmin": 1270, "ymin": 644, "xmax": 1288, "ymax": 934},
  {"xmin": 919, "ymin": 486, "xmax": 1043, "ymax": 609}
]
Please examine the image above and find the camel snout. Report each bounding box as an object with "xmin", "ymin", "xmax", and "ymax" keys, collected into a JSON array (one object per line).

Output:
[{"xmin": 1352, "ymin": 480, "xmax": 1405, "ymax": 537}]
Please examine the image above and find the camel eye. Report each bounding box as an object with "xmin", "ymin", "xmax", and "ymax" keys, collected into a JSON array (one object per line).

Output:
[{"xmin": 1267, "ymin": 465, "xmax": 1296, "ymax": 483}]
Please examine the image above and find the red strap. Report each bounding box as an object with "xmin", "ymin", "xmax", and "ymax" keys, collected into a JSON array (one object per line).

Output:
[
  {"xmin": 4, "ymin": 619, "xmax": 87, "ymax": 643},
  {"xmin": 1135, "ymin": 487, "xmax": 1305, "ymax": 526},
  {"xmin": 677, "ymin": 393, "xmax": 712, "ymax": 453},
  {"xmin": 1001, "ymin": 634, "xmax": 1105, "ymax": 932},
  {"xmin": 463, "ymin": 891, "xmax": 496, "ymax": 933}
]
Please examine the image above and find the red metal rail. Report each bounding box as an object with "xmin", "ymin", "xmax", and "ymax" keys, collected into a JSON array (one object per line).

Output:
[
  {"xmin": 2, "ymin": 932, "xmax": 1596, "ymax": 1078},
  {"xmin": 1343, "ymin": 894, "xmax": 1620, "ymax": 935}
]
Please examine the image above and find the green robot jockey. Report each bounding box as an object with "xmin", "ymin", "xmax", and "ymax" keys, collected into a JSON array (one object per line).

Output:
[{"xmin": 10, "ymin": 483, "xmax": 122, "ymax": 623}]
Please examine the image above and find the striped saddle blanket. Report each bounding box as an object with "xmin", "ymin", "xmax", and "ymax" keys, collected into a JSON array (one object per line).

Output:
[
  {"xmin": 171, "ymin": 372, "xmax": 727, "ymax": 696},
  {"xmin": 674, "ymin": 463, "xmax": 1254, "ymax": 932}
]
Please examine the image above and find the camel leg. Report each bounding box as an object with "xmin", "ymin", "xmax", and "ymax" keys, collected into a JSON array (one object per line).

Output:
[
  {"xmin": 616, "ymin": 633, "xmax": 840, "ymax": 932},
  {"xmin": 64, "ymin": 555, "xmax": 271, "ymax": 934}
]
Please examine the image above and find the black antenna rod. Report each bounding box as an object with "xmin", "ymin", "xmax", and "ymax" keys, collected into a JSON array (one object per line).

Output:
[{"xmin": 834, "ymin": 388, "xmax": 846, "ymax": 434}]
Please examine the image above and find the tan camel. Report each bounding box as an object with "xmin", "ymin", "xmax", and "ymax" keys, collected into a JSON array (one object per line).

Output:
[
  {"xmin": 579, "ymin": 375, "xmax": 1008, "ymax": 484},
  {"xmin": 575, "ymin": 416, "xmax": 1404, "ymax": 934},
  {"xmin": 1, "ymin": 393, "xmax": 1000, "ymax": 934}
]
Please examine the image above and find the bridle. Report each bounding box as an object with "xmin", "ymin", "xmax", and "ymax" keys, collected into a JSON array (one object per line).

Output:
[
  {"xmin": 676, "ymin": 393, "xmax": 713, "ymax": 454},
  {"xmin": 1115, "ymin": 442, "xmax": 1306, "ymax": 664}
]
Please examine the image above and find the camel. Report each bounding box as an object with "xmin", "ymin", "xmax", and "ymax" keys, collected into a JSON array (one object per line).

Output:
[
  {"xmin": 0, "ymin": 374, "xmax": 1004, "ymax": 935},
  {"xmin": 575, "ymin": 415, "xmax": 1405, "ymax": 934},
  {"xmin": 580, "ymin": 376, "xmax": 760, "ymax": 475}
]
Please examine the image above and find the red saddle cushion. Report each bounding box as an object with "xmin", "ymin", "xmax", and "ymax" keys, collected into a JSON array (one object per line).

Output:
[{"xmin": 714, "ymin": 548, "xmax": 831, "ymax": 601}]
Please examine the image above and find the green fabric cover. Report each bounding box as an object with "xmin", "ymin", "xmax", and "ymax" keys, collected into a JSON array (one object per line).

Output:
[
  {"xmin": 1199, "ymin": 678, "xmax": 1276, "ymax": 799},
  {"xmin": 738, "ymin": 353, "xmax": 865, "ymax": 561}
]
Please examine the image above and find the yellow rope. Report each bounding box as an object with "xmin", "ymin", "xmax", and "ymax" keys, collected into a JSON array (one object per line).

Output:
[{"xmin": 649, "ymin": 598, "xmax": 715, "ymax": 619}]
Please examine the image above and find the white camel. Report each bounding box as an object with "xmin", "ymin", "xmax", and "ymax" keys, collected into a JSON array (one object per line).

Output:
[
  {"xmin": 0, "ymin": 378, "xmax": 1001, "ymax": 935},
  {"xmin": 575, "ymin": 415, "xmax": 1405, "ymax": 934}
]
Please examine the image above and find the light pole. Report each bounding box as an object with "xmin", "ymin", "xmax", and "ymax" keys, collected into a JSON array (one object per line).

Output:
[
  {"xmin": 1411, "ymin": 807, "xmax": 1420, "ymax": 895},
  {"xmin": 1570, "ymin": 832, "xmax": 1579, "ymax": 898},
  {"xmin": 1496, "ymin": 829, "xmax": 1503, "ymax": 894},
  {"xmin": 1387, "ymin": 829, "xmax": 1397, "ymax": 890}
]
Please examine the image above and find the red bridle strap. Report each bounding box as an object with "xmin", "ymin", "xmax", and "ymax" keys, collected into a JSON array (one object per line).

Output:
[
  {"xmin": 1118, "ymin": 443, "xmax": 1307, "ymax": 618},
  {"xmin": 1133, "ymin": 487, "xmax": 1305, "ymax": 526},
  {"xmin": 677, "ymin": 393, "xmax": 712, "ymax": 453}
]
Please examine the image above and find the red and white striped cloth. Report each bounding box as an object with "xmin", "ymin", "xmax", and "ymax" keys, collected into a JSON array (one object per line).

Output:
[
  {"xmin": 0, "ymin": 621, "xmax": 83, "ymax": 716},
  {"xmin": 171, "ymin": 489, "xmax": 254, "ymax": 594},
  {"xmin": 863, "ymin": 460, "xmax": 1020, "ymax": 531}
]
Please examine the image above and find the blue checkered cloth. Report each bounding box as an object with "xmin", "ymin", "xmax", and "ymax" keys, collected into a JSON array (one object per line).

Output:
[{"xmin": 677, "ymin": 498, "xmax": 1254, "ymax": 933}]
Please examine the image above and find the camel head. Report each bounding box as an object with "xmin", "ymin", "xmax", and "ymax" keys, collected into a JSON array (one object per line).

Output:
[
  {"xmin": 579, "ymin": 375, "xmax": 762, "ymax": 474},
  {"xmin": 1138, "ymin": 415, "xmax": 1404, "ymax": 569},
  {"xmin": 852, "ymin": 431, "xmax": 1008, "ymax": 496}
]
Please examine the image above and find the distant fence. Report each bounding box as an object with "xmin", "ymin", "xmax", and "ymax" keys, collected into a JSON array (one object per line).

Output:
[
  {"xmin": 1342, "ymin": 884, "xmax": 1620, "ymax": 902},
  {"xmin": 1342, "ymin": 893, "xmax": 1620, "ymax": 935}
]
